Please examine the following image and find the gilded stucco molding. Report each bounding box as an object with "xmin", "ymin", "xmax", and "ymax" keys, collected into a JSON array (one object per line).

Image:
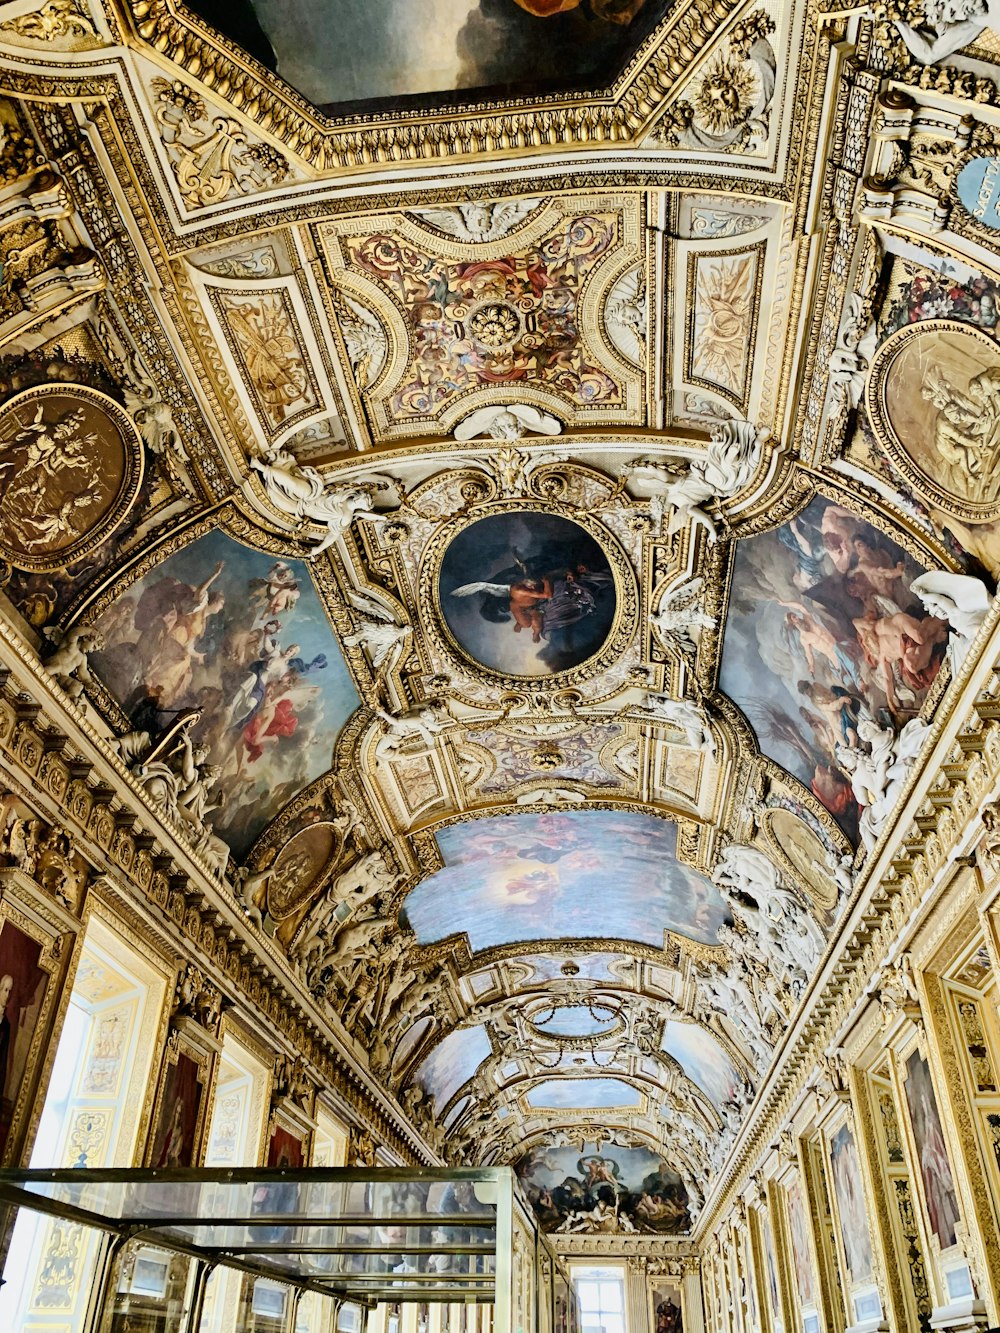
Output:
[
  {"xmin": 0, "ymin": 617, "xmax": 437, "ymax": 1167},
  {"xmin": 117, "ymin": 0, "xmax": 756, "ymax": 173},
  {"xmin": 694, "ymin": 614, "xmax": 1000, "ymax": 1239}
]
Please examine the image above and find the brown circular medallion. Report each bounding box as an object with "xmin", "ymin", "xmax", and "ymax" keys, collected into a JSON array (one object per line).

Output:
[
  {"xmin": 0, "ymin": 385, "xmax": 144, "ymax": 572},
  {"xmin": 265, "ymin": 821, "xmax": 340, "ymax": 921}
]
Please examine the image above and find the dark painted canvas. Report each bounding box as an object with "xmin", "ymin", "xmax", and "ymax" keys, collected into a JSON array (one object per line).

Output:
[
  {"xmin": 439, "ymin": 511, "xmax": 617, "ymax": 677},
  {"xmin": 0, "ymin": 923, "xmax": 46, "ymax": 1161},
  {"xmin": 150, "ymin": 1053, "xmax": 202, "ymax": 1168},
  {"xmin": 187, "ymin": 0, "xmax": 671, "ymax": 112}
]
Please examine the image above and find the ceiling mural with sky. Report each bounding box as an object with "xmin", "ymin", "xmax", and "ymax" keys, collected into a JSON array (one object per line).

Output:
[
  {"xmin": 0, "ymin": 0, "xmax": 993, "ymax": 1238},
  {"xmin": 402, "ymin": 811, "xmax": 730, "ymax": 952}
]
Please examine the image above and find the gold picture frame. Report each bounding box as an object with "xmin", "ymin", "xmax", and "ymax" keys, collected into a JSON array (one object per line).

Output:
[
  {"xmin": 420, "ymin": 498, "xmax": 638, "ymax": 690},
  {"xmin": 145, "ymin": 1031, "xmax": 213, "ymax": 1169},
  {"xmin": 0, "ymin": 891, "xmax": 69, "ymax": 1166}
]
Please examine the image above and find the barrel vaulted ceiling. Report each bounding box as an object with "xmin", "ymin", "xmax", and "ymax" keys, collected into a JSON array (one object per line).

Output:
[{"xmin": 0, "ymin": 0, "xmax": 997, "ymax": 1234}]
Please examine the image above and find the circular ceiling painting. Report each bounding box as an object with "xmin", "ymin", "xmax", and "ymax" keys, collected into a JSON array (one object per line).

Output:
[
  {"xmin": 867, "ymin": 319, "xmax": 1000, "ymax": 518},
  {"xmin": 437, "ymin": 509, "xmax": 619, "ymax": 678},
  {"xmin": 0, "ymin": 385, "xmax": 144, "ymax": 572}
]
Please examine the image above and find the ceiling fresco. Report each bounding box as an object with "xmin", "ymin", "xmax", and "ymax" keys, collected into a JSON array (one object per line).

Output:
[
  {"xmin": 318, "ymin": 198, "xmax": 643, "ymax": 441},
  {"xmin": 516, "ymin": 1139, "xmax": 690, "ymax": 1233},
  {"xmin": 88, "ymin": 527, "xmax": 359, "ymax": 857},
  {"xmin": 719, "ymin": 494, "xmax": 943, "ymax": 842},
  {"xmin": 403, "ymin": 812, "xmax": 729, "ymax": 951},
  {"xmin": 185, "ymin": 0, "xmax": 672, "ymax": 112},
  {"xmin": 1, "ymin": 0, "xmax": 997, "ymax": 1235}
]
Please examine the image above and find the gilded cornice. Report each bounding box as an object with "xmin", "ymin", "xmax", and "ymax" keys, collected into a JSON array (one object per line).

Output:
[
  {"xmin": 694, "ymin": 614, "xmax": 1000, "ymax": 1239},
  {"xmin": 0, "ymin": 613, "xmax": 438, "ymax": 1167},
  {"xmin": 118, "ymin": 0, "xmax": 746, "ymax": 170}
]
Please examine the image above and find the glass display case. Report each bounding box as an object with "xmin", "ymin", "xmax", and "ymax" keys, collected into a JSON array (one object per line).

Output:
[{"xmin": 0, "ymin": 1166, "xmax": 569, "ymax": 1333}]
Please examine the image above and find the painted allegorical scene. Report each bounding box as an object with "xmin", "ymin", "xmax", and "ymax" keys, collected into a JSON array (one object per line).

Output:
[
  {"xmin": 0, "ymin": 388, "xmax": 141, "ymax": 571},
  {"xmin": 516, "ymin": 1139, "xmax": 690, "ymax": 1233},
  {"xmin": 90, "ymin": 528, "xmax": 359, "ymax": 858},
  {"xmin": 188, "ymin": 0, "xmax": 669, "ymax": 111},
  {"xmin": 661, "ymin": 1019, "xmax": 743, "ymax": 1110},
  {"xmin": 720, "ymin": 495, "xmax": 943, "ymax": 842},
  {"xmin": 525, "ymin": 1078, "xmax": 640, "ymax": 1109},
  {"xmin": 402, "ymin": 810, "xmax": 730, "ymax": 952},
  {"xmin": 829, "ymin": 1123, "xmax": 874, "ymax": 1288},
  {"xmin": 439, "ymin": 511, "xmax": 618, "ymax": 677},
  {"xmin": 868, "ymin": 321, "xmax": 1000, "ymax": 518},
  {"xmin": 850, "ymin": 257, "xmax": 1000, "ymax": 579}
]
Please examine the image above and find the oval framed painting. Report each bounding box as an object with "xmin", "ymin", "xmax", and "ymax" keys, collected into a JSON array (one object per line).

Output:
[
  {"xmin": 425, "ymin": 502, "xmax": 636, "ymax": 685},
  {"xmin": 264, "ymin": 820, "xmax": 341, "ymax": 921},
  {"xmin": 760, "ymin": 806, "xmax": 839, "ymax": 913},
  {"xmin": 866, "ymin": 319, "xmax": 1000, "ymax": 519},
  {"xmin": 0, "ymin": 384, "xmax": 144, "ymax": 572}
]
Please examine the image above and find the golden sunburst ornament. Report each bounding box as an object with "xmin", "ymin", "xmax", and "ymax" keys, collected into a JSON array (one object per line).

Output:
[{"xmin": 691, "ymin": 52, "xmax": 762, "ymax": 135}]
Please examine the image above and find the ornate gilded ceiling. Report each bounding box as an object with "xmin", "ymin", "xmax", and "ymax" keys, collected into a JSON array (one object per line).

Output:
[{"xmin": 1, "ymin": 0, "xmax": 999, "ymax": 1239}]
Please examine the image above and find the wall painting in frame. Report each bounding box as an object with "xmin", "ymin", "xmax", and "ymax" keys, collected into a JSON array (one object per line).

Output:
[{"xmin": 0, "ymin": 903, "xmax": 62, "ymax": 1164}]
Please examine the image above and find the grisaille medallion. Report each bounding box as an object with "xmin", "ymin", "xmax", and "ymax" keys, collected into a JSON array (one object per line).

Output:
[
  {"xmin": 0, "ymin": 385, "xmax": 143, "ymax": 572},
  {"xmin": 265, "ymin": 820, "xmax": 340, "ymax": 921},
  {"xmin": 866, "ymin": 319, "xmax": 1000, "ymax": 519}
]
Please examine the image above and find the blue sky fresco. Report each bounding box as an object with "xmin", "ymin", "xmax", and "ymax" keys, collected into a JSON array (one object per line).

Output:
[
  {"xmin": 403, "ymin": 811, "xmax": 730, "ymax": 952},
  {"xmin": 526, "ymin": 1078, "xmax": 641, "ymax": 1110},
  {"xmin": 661, "ymin": 1020, "xmax": 743, "ymax": 1110},
  {"xmin": 414, "ymin": 1025, "xmax": 492, "ymax": 1111}
]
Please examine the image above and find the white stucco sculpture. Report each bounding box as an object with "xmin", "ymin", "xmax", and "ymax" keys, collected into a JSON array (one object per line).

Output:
[
  {"xmin": 837, "ymin": 715, "xmax": 931, "ymax": 854},
  {"xmin": 344, "ymin": 591, "xmax": 414, "ymax": 671},
  {"xmin": 894, "ymin": 0, "xmax": 990, "ymax": 64},
  {"xmin": 636, "ymin": 692, "xmax": 716, "ymax": 755},
  {"xmin": 250, "ymin": 450, "xmax": 398, "ymax": 556},
  {"xmin": 453, "ymin": 403, "xmax": 563, "ymax": 441},
  {"xmin": 626, "ymin": 417, "xmax": 767, "ymax": 540},
  {"xmin": 910, "ymin": 571, "xmax": 992, "ymax": 672},
  {"xmin": 649, "ymin": 576, "xmax": 717, "ymax": 657}
]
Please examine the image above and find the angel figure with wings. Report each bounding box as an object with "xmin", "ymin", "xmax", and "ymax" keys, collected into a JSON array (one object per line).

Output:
[{"xmin": 453, "ymin": 571, "xmax": 554, "ymax": 643}]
